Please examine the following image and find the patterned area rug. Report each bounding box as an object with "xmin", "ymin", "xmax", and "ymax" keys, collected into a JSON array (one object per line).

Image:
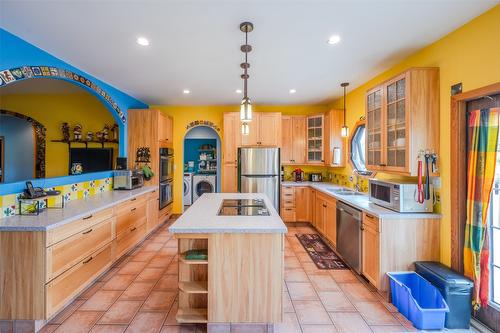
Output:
[{"xmin": 296, "ymin": 233, "xmax": 349, "ymax": 270}]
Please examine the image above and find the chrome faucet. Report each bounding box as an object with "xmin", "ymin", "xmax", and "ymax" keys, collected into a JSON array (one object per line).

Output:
[{"xmin": 350, "ymin": 171, "xmax": 361, "ymax": 193}]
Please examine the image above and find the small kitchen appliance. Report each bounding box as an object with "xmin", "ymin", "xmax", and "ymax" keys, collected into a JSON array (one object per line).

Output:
[
  {"xmin": 309, "ymin": 173, "xmax": 323, "ymax": 182},
  {"xmin": 113, "ymin": 170, "xmax": 144, "ymax": 190},
  {"xmin": 292, "ymin": 168, "xmax": 304, "ymax": 182},
  {"xmin": 369, "ymin": 179, "xmax": 434, "ymax": 213}
]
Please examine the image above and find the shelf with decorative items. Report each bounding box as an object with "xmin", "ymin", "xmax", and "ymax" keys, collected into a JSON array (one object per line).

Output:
[
  {"xmin": 135, "ymin": 147, "xmax": 154, "ymax": 181},
  {"xmin": 54, "ymin": 122, "xmax": 119, "ymax": 148}
]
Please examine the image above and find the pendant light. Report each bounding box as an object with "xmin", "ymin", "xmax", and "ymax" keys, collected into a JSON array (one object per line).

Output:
[
  {"xmin": 341, "ymin": 82, "xmax": 350, "ymax": 138},
  {"xmin": 240, "ymin": 22, "xmax": 253, "ymax": 132}
]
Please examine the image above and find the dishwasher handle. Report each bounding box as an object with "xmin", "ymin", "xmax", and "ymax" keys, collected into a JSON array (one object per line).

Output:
[{"xmin": 337, "ymin": 202, "xmax": 362, "ymax": 221}]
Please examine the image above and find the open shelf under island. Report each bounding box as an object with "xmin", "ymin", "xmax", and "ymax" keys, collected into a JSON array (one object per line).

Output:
[{"xmin": 168, "ymin": 193, "xmax": 287, "ymax": 331}]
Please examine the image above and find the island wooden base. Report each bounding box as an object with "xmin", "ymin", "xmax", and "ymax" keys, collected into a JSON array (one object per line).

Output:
[{"xmin": 175, "ymin": 233, "xmax": 284, "ymax": 325}]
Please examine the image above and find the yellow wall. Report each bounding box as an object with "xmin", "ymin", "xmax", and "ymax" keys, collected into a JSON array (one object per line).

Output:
[
  {"xmin": 151, "ymin": 105, "xmax": 329, "ymax": 213},
  {"xmin": 0, "ymin": 92, "xmax": 116, "ymax": 178},
  {"xmin": 330, "ymin": 5, "xmax": 500, "ymax": 265}
]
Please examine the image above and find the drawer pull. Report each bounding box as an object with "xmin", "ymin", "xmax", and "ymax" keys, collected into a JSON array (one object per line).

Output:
[
  {"xmin": 285, "ymin": 209, "xmax": 293, "ymax": 211},
  {"xmin": 285, "ymin": 201, "xmax": 293, "ymax": 204},
  {"xmin": 82, "ymin": 214, "xmax": 93, "ymax": 220},
  {"xmin": 131, "ymin": 198, "xmax": 137, "ymax": 201},
  {"xmin": 365, "ymin": 214, "xmax": 375, "ymax": 219},
  {"xmin": 82, "ymin": 228, "xmax": 93, "ymax": 235},
  {"xmin": 130, "ymin": 227, "xmax": 137, "ymax": 232},
  {"xmin": 131, "ymin": 207, "xmax": 137, "ymax": 212},
  {"xmin": 82, "ymin": 256, "xmax": 93, "ymax": 264},
  {"xmin": 284, "ymin": 194, "xmax": 293, "ymax": 197}
]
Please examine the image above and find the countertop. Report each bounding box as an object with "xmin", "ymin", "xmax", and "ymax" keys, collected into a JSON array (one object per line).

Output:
[
  {"xmin": 0, "ymin": 186, "xmax": 157, "ymax": 231},
  {"xmin": 169, "ymin": 193, "xmax": 288, "ymax": 234},
  {"xmin": 282, "ymin": 181, "xmax": 442, "ymax": 219}
]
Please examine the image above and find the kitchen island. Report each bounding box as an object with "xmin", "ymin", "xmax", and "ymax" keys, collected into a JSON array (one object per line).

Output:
[{"xmin": 168, "ymin": 193, "xmax": 287, "ymax": 332}]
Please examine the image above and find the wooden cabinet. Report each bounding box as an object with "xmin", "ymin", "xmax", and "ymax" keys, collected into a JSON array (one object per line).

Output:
[
  {"xmin": 314, "ymin": 192, "xmax": 329, "ymax": 234},
  {"xmin": 222, "ymin": 164, "xmax": 238, "ymax": 193},
  {"xmin": 365, "ymin": 68, "xmax": 439, "ymax": 175},
  {"xmin": 294, "ymin": 186, "xmax": 309, "ymax": 222},
  {"xmin": 223, "ymin": 112, "xmax": 242, "ymax": 165},
  {"xmin": 324, "ymin": 197, "xmax": 337, "ymax": 246},
  {"xmin": 147, "ymin": 190, "xmax": 160, "ymax": 232},
  {"xmin": 128, "ymin": 109, "xmax": 174, "ymax": 187},
  {"xmin": 306, "ymin": 114, "xmax": 325, "ymax": 164},
  {"xmin": 241, "ymin": 112, "xmax": 281, "ymax": 147},
  {"xmin": 281, "ymin": 115, "xmax": 306, "ymax": 164},
  {"xmin": 361, "ymin": 213, "xmax": 380, "ymax": 287},
  {"xmin": 280, "ymin": 186, "xmax": 295, "ymax": 222},
  {"xmin": 116, "ymin": 196, "xmax": 148, "ymax": 237},
  {"xmin": 324, "ymin": 109, "xmax": 345, "ymax": 167}
]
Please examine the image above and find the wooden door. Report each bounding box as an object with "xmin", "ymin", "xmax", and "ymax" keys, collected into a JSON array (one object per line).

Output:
[
  {"xmin": 158, "ymin": 113, "xmax": 172, "ymax": 144},
  {"xmin": 281, "ymin": 116, "xmax": 293, "ymax": 163},
  {"xmin": 309, "ymin": 189, "xmax": 316, "ymax": 227},
  {"xmin": 306, "ymin": 114, "xmax": 324, "ymax": 164},
  {"xmin": 325, "ymin": 198, "xmax": 337, "ymax": 246},
  {"xmin": 223, "ymin": 112, "xmax": 241, "ymax": 164},
  {"xmin": 292, "ymin": 116, "xmax": 307, "ymax": 164},
  {"xmin": 222, "ymin": 163, "xmax": 238, "ymax": 192},
  {"xmin": 362, "ymin": 216, "xmax": 380, "ymax": 287},
  {"xmin": 294, "ymin": 187, "xmax": 309, "ymax": 222},
  {"xmin": 241, "ymin": 112, "xmax": 260, "ymax": 146},
  {"xmin": 383, "ymin": 73, "xmax": 408, "ymax": 172},
  {"xmin": 366, "ymin": 86, "xmax": 384, "ymax": 170},
  {"xmin": 259, "ymin": 112, "xmax": 281, "ymax": 146}
]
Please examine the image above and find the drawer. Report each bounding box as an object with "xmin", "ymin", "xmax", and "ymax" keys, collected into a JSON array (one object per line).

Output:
[
  {"xmin": 282, "ymin": 186, "xmax": 295, "ymax": 195},
  {"xmin": 363, "ymin": 213, "xmax": 379, "ymax": 232},
  {"xmin": 281, "ymin": 207, "xmax": 296, "ymax": 222},
  {"xmin": 148, "ymin": 189, "xmax": 159, "ymax": 201},
  {"xmin": 113, "ymin": 221, "xmax": 147, "ymax": 259},
  {"xmin": 46, "ymin": 244, "xmax": 112, "ymax": 317},
  {"xmin": 281, "ymin": 198, "xmax": 295, "ymax": 208},
  {"xmin": 115, "ymin": 194, "xmax": 148, "ymax": 215},
  {"xmin": 116, "ymin": 200, "xmax": 147, "ymax": 236},
  {"xmin": 46, "ymin": 207, "xmax": 114, "ymax": 247},
  {"xmin": 46, "ymin": 217, "xmax": 115, "ymax": 282}
]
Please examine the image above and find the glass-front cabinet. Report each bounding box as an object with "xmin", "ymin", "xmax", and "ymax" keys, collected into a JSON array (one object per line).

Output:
[
  {"xmin": 307, "ymin": 114, "xmax": 324, "ymax": 163},
  {"xmin": 365, "ymin": 68, "xmax": 439, "ymax": 176}
]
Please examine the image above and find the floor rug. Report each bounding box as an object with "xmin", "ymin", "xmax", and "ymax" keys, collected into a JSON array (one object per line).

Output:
[{"xmin": 296, "ymin": 233, "xmax": 349, "ymax": 270}]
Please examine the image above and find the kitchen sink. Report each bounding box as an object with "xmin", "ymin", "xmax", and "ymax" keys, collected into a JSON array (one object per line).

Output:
[{"xmin": 327, "ymin": 188, "xmax": 365, "ymax": 196}]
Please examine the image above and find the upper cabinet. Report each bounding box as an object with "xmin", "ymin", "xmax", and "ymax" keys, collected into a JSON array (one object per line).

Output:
[
  {"xmin": 158, "ymin": 113, "xmax": 173, "ymax": 144},
  {"xmin": 306, "ymin": 114, "xmax": 324, "ymax": 164},
  {"xmin": 365, "ymin": 68, "xmax": 439, "ymax": 175},
  {"xmin": 241, "ymin": 112, "xmax": 281, "ymax": 147},
  {"xmin": 324, "ymin": 109, "xmax": 345, "ymax": 167},
  {"xmin": 223, "ymin": 112, "xmax": 242, "ymax": 165},
  {"xmin": 281, "ymin": 115, "xmax": 306, "ymax": 164}
]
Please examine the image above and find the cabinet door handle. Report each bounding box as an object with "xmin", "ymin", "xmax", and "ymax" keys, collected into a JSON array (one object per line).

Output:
[
  {"xmin": 284, "ymin": 194, "xmax": 293, "ymax": 197},
  {"xmin": 285, "ymin": 208, "xmax": 293, "ymax": 211},
  {"xmin": 131, "ymin": 227, "xmax": 137, "ymax": 232},
  {"xmin": 82, "ymin": 214, "xmax": 93, "ymax": 220},
  {"xmin": 323, "ymin": 204, "xmax": 327, "ymax": 208},
  {"xmin": 365, "ymin": 214, "xmax": 375, "ymax": 219},
  {"xmin": 82, "ymin": 256, "xmax": 93, "ymax": 264},
  {"xmin": 378, "ymin": 163, "xmax": 386, "ymax": 167},
  {"xmin": 131, "ymin": 207, "xmax": 137, "ymax": 212},
  {"xmin": 360, "ymin": 226, "xmax": 365, "ymax": 231},
  {"xmin": 82, "ymin": 228, "xmax": 93, "ymax": 235},
  {"xmin": 131, "ymin": 197, "xmax": 137, "ymax": 201}
]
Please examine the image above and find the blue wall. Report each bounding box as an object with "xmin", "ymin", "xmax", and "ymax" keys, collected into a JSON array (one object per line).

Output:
[
  {"xmin": 0, "ymin": 114, "xmax": 34, "ymax": 182},
  {"xmin": 184, "ymin": 139, "xmax": 217, "ymax": 172},
  {"xmin": 0, "ymin": 28, "xmax": 149, "ymax": 194}
]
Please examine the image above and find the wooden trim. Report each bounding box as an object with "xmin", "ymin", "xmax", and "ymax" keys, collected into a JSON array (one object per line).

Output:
[
  {"xmin": 450, "ymin": 82, "xmax": 500, "ymax": 272},
  {"xmin": 0, "ymin": 136, "xmax": 4, "ymax": 183}
]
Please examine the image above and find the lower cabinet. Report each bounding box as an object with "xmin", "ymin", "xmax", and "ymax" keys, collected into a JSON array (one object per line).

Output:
[
  {"xmin": 46, "ymin": 244, "xmax": 112, "ymax": 317},
  {"xmin": 222, "ymin": 163, "xmax": 238, "ymax": 193},
  {"xmin": 362, "ymin": 213, "xmax": 380, "ymax": 287},
  {"xmin": 280, "ymin": 186, "xmax": 311, "ymax": 222},
  {"xmin": 147, "ymin": 189, "xmax": 160, "ymax": 232},
  {"xmin": 324, "ymin": 197, "xmax": 337, "ymax": 247}
]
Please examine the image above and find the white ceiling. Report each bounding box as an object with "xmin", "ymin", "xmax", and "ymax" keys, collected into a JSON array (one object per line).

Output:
[{"xmin": 0, "ymin": 0, "xmax": 497, "ymax": 105}]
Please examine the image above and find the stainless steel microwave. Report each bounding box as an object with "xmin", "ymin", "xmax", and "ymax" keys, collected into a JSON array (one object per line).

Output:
[{"xmin": 368, "ymin": 179, "xmax": 433, "ymax": 213}]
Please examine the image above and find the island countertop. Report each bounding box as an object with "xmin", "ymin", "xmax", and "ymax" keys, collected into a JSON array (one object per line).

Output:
[{"xmin": 168, "ymin": 193, "xmax": 288, "ymax": 234}]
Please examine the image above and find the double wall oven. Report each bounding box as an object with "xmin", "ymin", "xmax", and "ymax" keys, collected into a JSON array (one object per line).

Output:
[{"xmin": 159, "ymin": 148, "xmax": 174, "ymax": 209}]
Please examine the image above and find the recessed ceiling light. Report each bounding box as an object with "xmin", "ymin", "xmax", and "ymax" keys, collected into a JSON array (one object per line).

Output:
[
  {"xmin": 289, "ymin": 89, "xmax": 297, "ymax": 94},
  {"xmin": 327, "ymin": 35, "xmax": 341, "ymax": 45},
  {"xmin": 236, "ymin": 89, "xmax": 242, "ymax": 94},
  {"xmin": 136, "ymin": 37, "xmax": 150, "ymax": 46},
  {"xmin": 183, "ymin": 89, "xmax": 190, "ymax": 94}
]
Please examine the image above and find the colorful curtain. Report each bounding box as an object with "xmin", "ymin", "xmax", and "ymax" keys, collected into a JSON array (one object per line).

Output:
[{"xmin": 464, "ymin": 107, "xmax": 499, "ymax": 308}]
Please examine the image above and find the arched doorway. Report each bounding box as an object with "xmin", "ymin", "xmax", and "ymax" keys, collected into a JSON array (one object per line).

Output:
[
  {"xmin": 182, "ymin": 126, "xmax": 221, "ymax": 210},
  {"xmin": 0, "ymin": 109, "xmax": 46, "ymax": 182}
]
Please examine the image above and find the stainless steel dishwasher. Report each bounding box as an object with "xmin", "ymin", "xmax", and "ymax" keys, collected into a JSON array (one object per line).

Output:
[{"xmin": 336, "ymin": 201, "xmax": 363, "ymax": 273}]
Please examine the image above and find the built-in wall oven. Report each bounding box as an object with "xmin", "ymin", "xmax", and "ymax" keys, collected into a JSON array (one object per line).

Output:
[{"xmin": 159, "ymin": 148, "xmax": 174, "ymax": 209}]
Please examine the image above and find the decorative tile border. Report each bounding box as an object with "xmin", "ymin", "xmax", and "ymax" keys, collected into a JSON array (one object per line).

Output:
[
  {"xmin": 0, "ymin": 177, "xmax": 113, "ymax": 219},
  {"xmin": 0, "ymin": 66, "xmax": 126, "ymax": 124}
]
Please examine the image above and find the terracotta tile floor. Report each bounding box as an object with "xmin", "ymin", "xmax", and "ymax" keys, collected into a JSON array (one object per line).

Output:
[{"xmin": 41, "ymin": 221, "xmax": 477, "ymax": 333}]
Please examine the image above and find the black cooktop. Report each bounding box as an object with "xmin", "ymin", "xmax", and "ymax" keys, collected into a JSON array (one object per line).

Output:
[{"xmin": 217, "ymin": 198, "xmax": 269, "ymax": 216}]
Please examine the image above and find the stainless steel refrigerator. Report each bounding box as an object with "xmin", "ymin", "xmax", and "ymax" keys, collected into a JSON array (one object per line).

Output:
[{"xmin": 238, "ymin": 147, "xmax": 280, "ymax": 211}]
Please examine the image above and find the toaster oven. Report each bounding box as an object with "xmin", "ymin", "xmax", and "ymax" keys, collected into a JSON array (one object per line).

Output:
[{"xmin": 113, "ymin": 170, "xmax": 144, "ymax": 190}]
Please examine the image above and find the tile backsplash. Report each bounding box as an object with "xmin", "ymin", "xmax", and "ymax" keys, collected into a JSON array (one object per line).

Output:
[{"xmin": 0, "ymin": 177, "xmax": 113, "ymax": 219}]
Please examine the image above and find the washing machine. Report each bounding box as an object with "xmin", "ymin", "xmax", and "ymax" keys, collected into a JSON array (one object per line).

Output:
[
  {"xmin": 183, "ymin": 172, "xmax": 193, "ymax": 205},
  {"xmin": 192, "ymin": 174, "xmax": 216, "ymax": 202}
]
